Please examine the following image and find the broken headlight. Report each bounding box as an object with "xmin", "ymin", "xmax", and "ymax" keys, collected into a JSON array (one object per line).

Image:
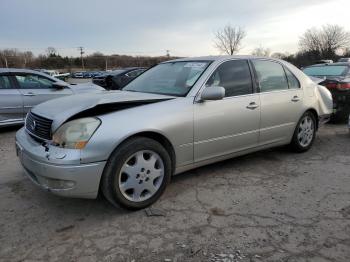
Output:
[{"xmin": 52, "ymin": 117, "xmax": 101, "ymax": 149}]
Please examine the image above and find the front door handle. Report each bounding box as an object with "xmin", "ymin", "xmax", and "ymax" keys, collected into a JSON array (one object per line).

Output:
[
  {"xmin": 23, "ymin": 92, "xmax": 36, "ymax": 96},
  {"xmin": 246, "ymin": 102, "xmax": 259, "ymax": 110},
  {"xmin": 291, "ymin": 95, "xmax": 300, "ymax": 102}
]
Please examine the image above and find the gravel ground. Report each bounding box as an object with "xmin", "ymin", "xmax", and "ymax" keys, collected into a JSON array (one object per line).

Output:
[{"xmin": 0, "ymin": 124, "xmax": 349, "ymax": 262}]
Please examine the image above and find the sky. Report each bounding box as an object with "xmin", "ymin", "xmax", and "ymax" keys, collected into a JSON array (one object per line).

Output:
[{"xmin": 1, "ymin": 0, "xmax": 350, "ymax": 57}]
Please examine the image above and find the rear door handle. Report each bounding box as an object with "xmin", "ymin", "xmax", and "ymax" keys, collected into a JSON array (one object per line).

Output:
[
  {"xmin": 291, "ymin": 95, "xmax": 300, "ymax": 102},
  {"xmin": 23, "ymin": 92, "xmax": 36, "ymax": 96},
  {"xmin": 246, "ymin": 102, "xmax": 259, "ymax": 110}
]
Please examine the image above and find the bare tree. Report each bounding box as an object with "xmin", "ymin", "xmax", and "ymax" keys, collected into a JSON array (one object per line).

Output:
[
  {"xmin": 214, "ymin": 25, "xmax": 246, "ymax": 55},
  {"xmin": 299, "ymin": 24, "xmax": 350, "ymax": 58},
  {"xmin": 251, "ymin": 46, "xmax": 271, "ymax": 57},
  {"xmin": 271, "ymin": 52, "xmax": 290, "ymax": 59},
  {"xmin": 46, "ymin": 47, "xmax": 57, "ymax": 57}
]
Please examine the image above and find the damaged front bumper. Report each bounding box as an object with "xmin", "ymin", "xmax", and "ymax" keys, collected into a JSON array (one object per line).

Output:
[{"xmin": 15, "ymin": 128, "xmax": 106, "ymax": 199}]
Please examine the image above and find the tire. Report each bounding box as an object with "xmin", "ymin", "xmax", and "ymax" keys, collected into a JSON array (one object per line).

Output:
[
  {"xmin": 101, "ymin": 137, "xmax": 172, "ymax": 210},
  {"xmin": 290, "ymin": 111, "xmax": 317, "ymax": 153}
]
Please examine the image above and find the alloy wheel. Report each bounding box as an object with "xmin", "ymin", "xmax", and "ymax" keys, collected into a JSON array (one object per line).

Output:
[
  {"xmin": 117, "ymin": 150, "xmax": 164, "ymax": 202},
  {"xmin": 297, "ymin": 115, "xmax": 314, "ymax": 147}
]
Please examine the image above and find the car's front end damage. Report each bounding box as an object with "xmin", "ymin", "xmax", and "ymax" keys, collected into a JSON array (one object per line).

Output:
[
  {"xmin": 15, "ymin": 91, "xmax": 175, "ymax": 198},
  {"xmin": 15, "ymin": 127, "xmax": 106, "ymax": 198}
]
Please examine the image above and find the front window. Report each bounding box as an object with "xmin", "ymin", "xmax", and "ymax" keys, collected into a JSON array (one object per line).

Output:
[
  {"xmin": 303, "ymin": 66, "xmax": 348, "ymax": 77},
  {"xmin": 205, "ymin": 60, "xmax": 253, "ymax": 97},
  {"xmin": 15, "ymin": 74, "xmax": 54, "ymax": 89},
  {"xmin": 123, "ymin": 61, "xmax": 211, "ymax": 96}
]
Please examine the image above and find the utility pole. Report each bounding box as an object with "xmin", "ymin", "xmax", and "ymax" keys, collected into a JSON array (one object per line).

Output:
[
  {"xmin": 166, "ymin": 50, "xmax": 170, "ymax": 58},
  {"xmin": 105, "ymin": 57, "xmax": 108, "ymax": 71},
  {"xmin": 78, "ymin": 47, "xmax": 85, "ymax": 70}
]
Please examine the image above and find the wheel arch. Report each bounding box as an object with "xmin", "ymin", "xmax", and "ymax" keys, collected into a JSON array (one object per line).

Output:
[
  {"xmin": 111, "ymin": 131, "xmax": 176, "ymax": 174},
  {"xmin": 305, "ymin": 108, "xmax": 319, "ymax": 130}
]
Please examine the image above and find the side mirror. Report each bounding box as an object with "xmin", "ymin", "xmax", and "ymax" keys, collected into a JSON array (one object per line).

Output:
[
  {"xmin": 200, "ymin": 86, "xmax": 225, "ymax": 101},
  {"xmin": 52, "ymin": 82, "xmax": 68, "ymax": 89}
]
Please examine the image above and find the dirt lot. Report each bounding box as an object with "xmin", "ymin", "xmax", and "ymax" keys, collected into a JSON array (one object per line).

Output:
[{"xmin": 0, "ymin": 124, "xmax": 349, "ymax": 262}]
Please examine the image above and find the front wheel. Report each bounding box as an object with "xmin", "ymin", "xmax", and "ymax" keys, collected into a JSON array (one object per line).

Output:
[
  {"xmin": 290, "ymin": 112, "xmax": 316, "ymax": 152},
  {"xmin": 101, "ymin": 137, "xmax": 172, "ymax": 210}
]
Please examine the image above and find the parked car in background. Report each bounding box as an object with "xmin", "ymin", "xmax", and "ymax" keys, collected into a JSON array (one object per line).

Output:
[
  {"xmin": 314, "ymin": 60, "xmax": 333, "ymax": 64},
  {"xmin": 72, "ymin": 72, "xmax": 84, "ymax": 78},
  {"xmin": 35, "ymin": 69, "xmax": 70, "ymax": 80},
  {"xmin": 93, "ymin": 67, "xmax": 146, "ymax": 90},
  {"xmin": 83, "ymin": 72, "xmax": 93, "ymax": 78},
  {"xmin": 303, "ymin": 62, "xmax": 350, "ymax": 122},
  {"xmin": 90, "ymin": 71, "xmax": 104, "ymax": 78},
  {"xmin": 15, "ymin": 56, "xmax": 332, "ymax": 209},
  {"xmin": 338, "ymin": 58, "xmax": 350, "ymax": 62},
  {"xmin": 0, "ymin": 68, "xmax": 105, "ymax": 127}
]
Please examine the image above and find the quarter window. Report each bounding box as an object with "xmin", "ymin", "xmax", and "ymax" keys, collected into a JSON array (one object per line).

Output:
[
  {"xmin": 15, "ymin": 74, "xmax": 54, "ymax": 89},
  {"xmin": 205, "ymin": 60, "xmax": 253, "ymax": 97},
  {"xmin": 252, "ymin": 60, "xmax": 289, "ymax": 92},
  {"xmin": 0, "ymin": 76, "xmax": 12, "ymax": 89},
  {"xmin": 285, "ymin": 68, "xmax": 300, "ymax": 89}
]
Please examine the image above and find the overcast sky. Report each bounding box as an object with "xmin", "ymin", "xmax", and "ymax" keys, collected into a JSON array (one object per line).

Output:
[{"xmin": 1, "ymin": 0, "xmax": 349, "ymax": 57}]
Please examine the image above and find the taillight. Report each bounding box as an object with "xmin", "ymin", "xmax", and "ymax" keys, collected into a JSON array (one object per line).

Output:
[
  {"xmin": 338, "ymin": 83, "xmax": 350, "ymax": 89},
  {"xmin": 325, "ymin": 82, "xmax": 350, "ymax": 89},
  {"xmin": 325, "ymin": 83, "xmax": 337, "ymax": 89}
]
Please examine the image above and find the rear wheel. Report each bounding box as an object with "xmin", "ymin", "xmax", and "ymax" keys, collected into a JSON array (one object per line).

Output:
[
  {"xmin": 101, "ymin": 137, "xmax": 172, "ymax": 210},
  {"xmin": 290, "ymin": 111, "xmax": 316, "ymax": 152}
]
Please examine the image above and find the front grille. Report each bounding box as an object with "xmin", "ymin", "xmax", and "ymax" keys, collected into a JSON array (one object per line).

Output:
[{"xmin": 25, "ymin": 112, "xmax": 53, "ymax": 141}]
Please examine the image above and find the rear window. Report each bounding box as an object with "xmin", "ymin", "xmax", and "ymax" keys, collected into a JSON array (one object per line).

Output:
[{"xmin": 303, "ymin": 66, "xmax": 348, "ymax": 77}]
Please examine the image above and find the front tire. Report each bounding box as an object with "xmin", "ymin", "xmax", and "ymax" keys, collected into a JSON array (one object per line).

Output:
[
  {"xmin": 290, "ymin": 111, "xmax": 316, "ymax": 152},
  {"xmin": 101, "ymin": 137, "xmax": 172, "ymax": 210}
]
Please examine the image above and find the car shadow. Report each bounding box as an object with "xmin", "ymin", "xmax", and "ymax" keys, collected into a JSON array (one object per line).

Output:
[{"xmin": 0, "ymin": 124, "xmax": 23, "ymax": 133}]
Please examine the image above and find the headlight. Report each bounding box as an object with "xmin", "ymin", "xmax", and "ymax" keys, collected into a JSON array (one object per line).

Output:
[{"xmin": 52, "ymin": 117, "xmax": 101, "ymax": 149}]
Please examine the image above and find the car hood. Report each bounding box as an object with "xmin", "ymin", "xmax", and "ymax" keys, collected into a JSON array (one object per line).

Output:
[
  {"xmin": 32, "ymin": 91, "xmax": 175, "ymax": 131},
  {"xmin": 68, "ymin": 82, "xmax": 105, "ymax": 93}
]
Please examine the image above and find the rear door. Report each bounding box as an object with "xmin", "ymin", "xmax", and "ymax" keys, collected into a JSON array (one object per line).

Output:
[
  {"xmin": 0, "ymin": 74, "xmax": 24, "ymax": 125},
  {"xmin": 14, "ymin": 73, "xmax": 73, "ymax": 114},
  {"xmin": 251, "ymin": 59, "xmax": 304, "ymax": 145}
]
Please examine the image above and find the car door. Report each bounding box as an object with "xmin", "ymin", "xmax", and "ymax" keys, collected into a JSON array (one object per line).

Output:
[
  {"xmin": 194, "ymin": 59, "xmax": 260, "ymax": 162},
  {"xmin": 14, "ymin": 73, "xmax": 73, "ymax": 114},
  {"xmin": 251, "ymin": 59, "xmax": 304, "ymax": 145},
  {"xmin": 0, "ymin": 74, "xmax": 24, "ymax": 125}
]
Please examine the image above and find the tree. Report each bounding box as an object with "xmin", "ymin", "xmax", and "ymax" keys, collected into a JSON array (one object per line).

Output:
[
  {"xmin": 299, "ymin": 24, "xmax": 350, "ymax": 59},
  {"xmin": 271, "ymin": 52, "xmax": 290, "ymax": 59},
  {"xmin": 46, "ymin": 47, "xmax": 57, "ymax": 57},
  {"xmin": 251, "ymin": 46, "xmax": 271, "ymax": 57},
  {"xmin": 214, "ymin": 25, "xmax": 246, "ymax": 55}
]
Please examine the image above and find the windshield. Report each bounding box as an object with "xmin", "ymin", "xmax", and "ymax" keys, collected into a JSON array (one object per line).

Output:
[
  {"xmin": 303, "ymin": 65, "xmax": 348, "ymax": 77},
  {"xmin": 123, "ymin": 61, "xmax": 211, "ymax": 96}
]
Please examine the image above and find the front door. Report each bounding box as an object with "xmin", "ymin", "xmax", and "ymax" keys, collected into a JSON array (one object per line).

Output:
[
  {"xmin": 194, "ymin": 59, "xmax": 260, "ymax": 162},
  {"xmin": 14, "ymin": 73, "xmax": 73, "ymax": 114}
]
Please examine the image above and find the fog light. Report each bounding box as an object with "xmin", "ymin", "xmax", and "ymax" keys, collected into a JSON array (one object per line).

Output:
[{"xmin": 37, "ymin": 176, "xmax": 76, "ymax": 190}]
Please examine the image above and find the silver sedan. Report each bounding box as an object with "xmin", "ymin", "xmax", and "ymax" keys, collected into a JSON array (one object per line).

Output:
[
  {"xmin": 15, "ymin": 56, "xmax": 333, "ymax": 209},
  {"xmin": 0, "ymin": 68, "xmax": 104, "ymax": 127}
]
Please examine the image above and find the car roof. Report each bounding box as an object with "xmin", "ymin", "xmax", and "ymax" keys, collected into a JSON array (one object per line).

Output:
[
  {"xmin": 0, "ymin": 68, "xmax": 65, "ymax": 83},
  {"xmin": 0, "ymin": 68, "xmax": 50, "ymax": 74},
  {"xmin": 164, "ymin": 55, "xmax": 275, "ymax": 63}
]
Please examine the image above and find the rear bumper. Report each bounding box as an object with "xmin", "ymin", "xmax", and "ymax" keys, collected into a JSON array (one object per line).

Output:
[
  {"xmin": 15, "ymin": 128, "xmax": 106, "ymax": 199},
  {"xmin": 319, "ymin": 114, "xmax": 331, "ymax": 125}
]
